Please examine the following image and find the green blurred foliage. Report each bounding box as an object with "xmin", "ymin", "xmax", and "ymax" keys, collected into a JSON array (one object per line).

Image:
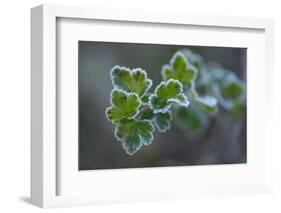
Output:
[{"xmin": 172, "ymin": 49, "xmax": 246, "ymax": 138}]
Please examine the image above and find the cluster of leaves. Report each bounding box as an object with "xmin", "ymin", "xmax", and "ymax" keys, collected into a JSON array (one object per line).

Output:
[
  {"xmin": 173, "ymin": 49, "xmax": 246, "ymax": 137},
  {"xmin": 106, "ymin": 50, "xmax": 245, "ymax": 155}
]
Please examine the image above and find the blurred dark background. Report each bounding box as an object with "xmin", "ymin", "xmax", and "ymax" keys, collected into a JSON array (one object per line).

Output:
[{"xmin": 78, "ymin": 41, "xmax": 246, "ymax": 170}]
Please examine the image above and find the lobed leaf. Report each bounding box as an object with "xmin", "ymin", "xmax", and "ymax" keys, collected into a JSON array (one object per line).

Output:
[
  {"xmin": 149, "ymin": 79, "xmax": 190, "ymax": 113},
  {"xmin": 111, "ymin": 66, "xmax": 152, "ymax": 97},
  {"xmin": 211, "ymin": 72, "xmax": 245, "ymax": 111},
  {"xmin": 180, "ymin": 49, "xmax": 204, "ymax": 70},
  {"xmin": 154, "ymin": 111, "xmax": 172, "ymax": 132},
  {"xmin": 115, "ymin": 118, "xmax": 154, "ymax": 155},
  {"xmin": 195, "ymin": 96, "xmax": 218, "ymax": 113},
  {"xmin": 222, "ymin": 81, "xmax": 244, "ymax": 100},
  {"xmin": 138, "ymin": 107, "xmax": 154, "ymax": 120},
  {"xmin": 174, "ymin": 104, "xmax": 209, "ymax": 138},
  {"xmin": 161, "ymin": 51, "xmax": 198, "ymax": 85},
  {"xmin": 138, "ymin": 108, "xmax": 172, "ymax": 132},
  {"xmin": 106, "ymin": 89, "xmax": 141, "ymax": 124}
]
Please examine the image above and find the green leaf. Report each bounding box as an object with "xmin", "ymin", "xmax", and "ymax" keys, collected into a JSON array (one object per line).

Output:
[
  {"xmin": 161, "ymin": 51, "xmax": 198, "ymax": 85},
  {"xmin": 140, "ymin": 93, "xmax": 150, "ymax": 104},
  {"xmin": 174, "ymin": 104, "xmax": 209, "ymax": 138},
  {"xmin": 115, "ymin": 118, "xmax": 154, "ymax": 155},
  {"xmin": 138, "ymin": 107, "xmax": 154, "ymax": 120},
  {"xmin": 209, "ymin": 67, "xmax": 225, "ymax": 83},
  {"xmin": 111, "ymin": 66, "xmax": 152, "ymax": 97},
  {"xmin": 154, "ymin": 111, "xmax": 172, "ymax": 132},
  {"xmin": 180, "ymin": 49, "xmax": 204, "ymax": 70},
  {"xmin": 211, "ymin": 72, "xmax": 245, "ymax": 111},
  {"xmin": 222, "ymin": 81, "xmax": 244, "ymax": 100},
  {"xmin": 149, "ymin": 79, "xmax": 190, "ymax": 113},
  {"xmin": 195, "ymin": 96, "xmax": 218, "ymax": 113},
  {"xmin": 106, "ymin": 89, "xmax": 141, "ymax": 124},
  {"xmin": 138, "ymin": 108, "xmax": 172, "ymax": 132}
]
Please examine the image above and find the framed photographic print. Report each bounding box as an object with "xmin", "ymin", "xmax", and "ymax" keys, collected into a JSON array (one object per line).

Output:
[{"xmin": 31, "ymin": 4, "xmax": 274, "ymax": 208}]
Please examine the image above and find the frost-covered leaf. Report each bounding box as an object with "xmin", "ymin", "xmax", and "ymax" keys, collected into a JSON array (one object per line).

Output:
[
  {"xmin": 210, "ymin": 72, "xmax": 245, "ymax": 111},
  {"xmin": 106, "ymin": 89, "xmax": 141, "ymax": 124},
  {"xmin": 174, "ymin": 104, "xmax": 209, "ymax": 138},
  {"xmin": 141, "ymin": 93, "xmax": 150, "ymax": 104},
  {"xmin": 221, "ymin": 79, "xmax": 244, "ymax": 100},
  {"xmin": 111, "ymin": 66, "xmax": 152, "ymax": 97},
  {"xmin": 181, "ymin": 49, "xmax": 204, "ymax": 70},
  {"xmin": 161, "ymin": 52, "xmax": 198, "ymax": 85},
  {"xmin": 208, "ymin": 66, "xmax": 225, "ymax": 83},
  {"xmin": 115, "ymin": 118, "xmax": 154, "ymax": 155},
  {"xmin": 138, "ymin": 108, "xmax": 172, "ymax": 132},
  {"xmin": 195, "ymin": 96, "xmax": 218, "ymax": 113},
  {"xmin": 149, "ymin": 79, "xmax": 190, "ymax": 113},
  {"xmin": 138, "ymin": 107, "xmax": 154, "ymax": 120},
  {"xmin": 154, "ymin": 111, "xmax": 172, "ymax": 132}
]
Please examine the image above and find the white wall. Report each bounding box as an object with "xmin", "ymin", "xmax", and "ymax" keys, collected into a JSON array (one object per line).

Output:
[{"xmin": 0, "ymin": 0, "xmax": 280, "ymax": 212}]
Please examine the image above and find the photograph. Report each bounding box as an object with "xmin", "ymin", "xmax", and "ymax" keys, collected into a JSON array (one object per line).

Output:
[{"xmin": 78, "ymin": 41, "xmax": 247, "ymax": 170}]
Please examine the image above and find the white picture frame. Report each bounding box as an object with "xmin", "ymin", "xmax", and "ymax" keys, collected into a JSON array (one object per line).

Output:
[{"xmin": 31, "ymin": 4, "xmax": 274, "ymax": 208}]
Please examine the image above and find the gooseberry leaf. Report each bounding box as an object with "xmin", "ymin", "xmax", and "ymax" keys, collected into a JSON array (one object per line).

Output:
[
  {"xmin": 149, "ymin": 79, "xmax": 190, "ymax": 113},
  {"xmin": 115, "ymin": 118, "xmax": 154, "ymax": 155},
  {"xmin": 106, "ymin": 89, "xmax": 141, "ymax": 125},
  {"xmin": 111, "ymin": 66, "xmax": 152, "ymax": 97},
  {"xmin": 174, "ymin": 104, "xmax": 209, "ymax": 138},
  {"xmin": 140, "ymin": 93, "xmax": 150, "ymax": 104},
  {"xmin": 211, "ymin": 72, "xmax": 245, "ymax": 111},
  {"xmin": 161, "ymin": 51, "xmax": 198, "ymax": 85},
  {"xmin": 138, "ymin": 108, "xmax": 172, "ymax": 132},
  {"xmin": 154, "ymin": 111, "xmax": 172, "ymax": 132},
  {"xmin": 195, "ymin": 96, "xmax": 218, "ymax": 113},
  {"xmin": 138, "ymin": 107, "xmax": 154, "ymax": 120},
  {"xmin": 221, "ymin": 76, "xmax": 244, "ymax": 100},
  {"xmin": 181, "ymin": 49, "xmax": 204, "ymax": 70}
]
